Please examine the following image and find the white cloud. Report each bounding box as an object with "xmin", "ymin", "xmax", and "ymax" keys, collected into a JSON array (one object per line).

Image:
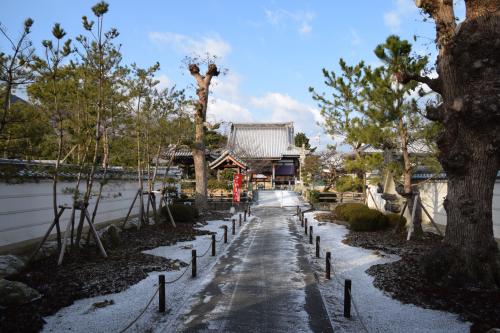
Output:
[
  {"xmin": 264, "ymin": 9, "xmax": 315, "ymax": 36},
  {"xmin": 384, "ymin": 0, "xmax": 417, "ymax": 32},
  {"xmin": 149, "ymin": 31, "xmax": 231, "ymax": 58},
  {"xmin": 156, "ymin": 74, "xmax": 172, "ymax": 91},
  {"xmin": 207, "ymin": 98, "xmax": 253, "ymax": 123},
  {"xmin": 211, "ymin": 72, "xmax": 241, "ymax": 102},
  {"xmin": 250, "ymin": 92, "xmax": 332, "ymax": 149}
]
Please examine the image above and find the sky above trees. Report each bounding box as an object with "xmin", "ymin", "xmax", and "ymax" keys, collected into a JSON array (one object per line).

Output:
[{"xmin": 2, "ymin": 0, "xmax": 461, "ymax": 150}]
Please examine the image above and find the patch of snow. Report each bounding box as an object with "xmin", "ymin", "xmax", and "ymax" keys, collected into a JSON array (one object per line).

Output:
[
  {"xmin": 300, "ymin": 211, "xmax": 471, "ymax": 333},
  {"xmin": 42, "ymin": 214, "xmax": 256, "ymax": 333}
]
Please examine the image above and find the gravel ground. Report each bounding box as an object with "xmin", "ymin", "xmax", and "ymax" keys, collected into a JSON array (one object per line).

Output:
[
  {"xmin": 0, "ymin": 211, "xmax": 227, "ymax": 333},
  {"xmin": 344, "ymin": 229, "xmax": 500, "ymax": 333}
]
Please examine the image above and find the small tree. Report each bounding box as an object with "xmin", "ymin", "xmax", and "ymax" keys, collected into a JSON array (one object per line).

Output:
[
  {"xmin": 310, "ymin": 59, "xmax": 371, "ymax": 196},
  {"xmin": 294, "ymin": 132, "xmax": 316, "ymax": 152},
  {"xmin": 0, "ymin": 18, "xmax": 36, "ymax": 135},
  {"xmin": 362, "ymin": 35, "xmax": 432, "ymax": 238}
]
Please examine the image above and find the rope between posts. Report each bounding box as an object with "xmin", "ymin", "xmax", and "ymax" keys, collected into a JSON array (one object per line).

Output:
[
  {"xmin": 298, "ymin": 212, "xmax": 370, "ymax": 333},
  {"xmin": 118, "ymin": 286, "xmax": 159, "ymax": 333},
  {"xmin": 196, "ymin": 240, "xmax": 212, "ymax": 258},
  {"xmin": 165, "ymin": 260, "xmax": 192, "ymax": 284},
  {"xmin": 118, "ymin": 214, "xmax": 248, "ymax": 333}
]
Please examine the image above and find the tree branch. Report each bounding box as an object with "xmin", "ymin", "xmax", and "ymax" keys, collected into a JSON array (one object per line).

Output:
[
  {"xmin": 400, "ymin": 72, "xmax": 443, "ymax": 94},
  {"xmin": 416, "ymin": 0, "xmax": 456, "ymax": 53}
]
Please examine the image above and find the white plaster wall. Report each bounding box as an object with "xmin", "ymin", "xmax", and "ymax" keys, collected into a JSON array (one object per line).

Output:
[{"xmin": 0, "ymin": 180, "xmax": 157, "ymax": 248}]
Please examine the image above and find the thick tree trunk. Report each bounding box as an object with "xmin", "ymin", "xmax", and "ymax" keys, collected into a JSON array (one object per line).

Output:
[{"xmin": 416, "ymin": 4, "xmax": 500, "ymax": 287}]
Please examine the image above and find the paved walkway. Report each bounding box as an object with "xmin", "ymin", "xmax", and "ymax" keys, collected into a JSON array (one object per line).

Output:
[{"xmin": 176, "ymin": 191, "xmax": 333, "ymax": 333}]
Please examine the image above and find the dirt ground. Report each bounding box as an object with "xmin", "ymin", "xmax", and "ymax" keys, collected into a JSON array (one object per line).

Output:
[
  {"xmin": 0, "ymin": 211, "xmax": 226, "ymax": 333},
  {"xmin": 343, "ymin": 229, "xmax": 500, "ymax": 333}
]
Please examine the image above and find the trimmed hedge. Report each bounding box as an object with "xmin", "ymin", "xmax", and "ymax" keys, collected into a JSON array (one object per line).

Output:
[
  {"xmin": 160, "ymin": 204, "xmax": 199, "ymax": 223},
  {"xmin": 348, "ymin": 209, "xmax": 389, "ymax": 231},
  {"xmin": 334, "ymin": 203, "xmax": 369, "ymax": 221},
  {"xmin": 335, "ymin": 203, "xmax": 394, "ymax": 231}
]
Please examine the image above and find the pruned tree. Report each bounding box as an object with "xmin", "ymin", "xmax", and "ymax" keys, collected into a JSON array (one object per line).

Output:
[
  {"xmin": 401, "ymin": 0, "xmax": 500, "ymax": 287},
  {"xmin": 31, "ymin": 23, "xmax": 72, "ymax": 249},
  {"xmin": 310, "ymin": 59, "xmax": 372, "ymax": 197},
  {"xmin": 294, "ymin": 132, "xmax": 316, "ymax": 152},
  {"xmin": 362, "ymin": 35, "xmax": 432, "ymax": 238},
  {"xmin": 187, "ymin": 57, "xmax": 221, "ymax": 210}
]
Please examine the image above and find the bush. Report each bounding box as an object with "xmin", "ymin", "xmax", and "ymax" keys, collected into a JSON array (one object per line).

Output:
[
  {"xmin": 308, "ymin": 190, "xmax": 320, "ymax": 203},
  {"xmin": 160, "ymin": 204, "xmax": 199, "ymax": 223},
  {"xmin": 334, "ymin": 203, "xmax": 369, "ymax": 221},
  {"xmin": 349, "ymin": 209, "xmax": 389, "ymax": 231},
  {"xmin": 386, "ymin": 213, "xmax": 406, "ymax": 228}
]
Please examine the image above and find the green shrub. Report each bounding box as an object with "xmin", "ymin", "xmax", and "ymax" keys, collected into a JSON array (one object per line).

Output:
[
  {"xmin": 160, "ymin": 204, "xmax": 199, "ymax": 223},
  {"xmin": 334, "ymin": 203, "xmax": 369, "ymax": 221},
  {"xmin": 349, "ymin": 209, "xmax": 389, "ymax": 231},
  {"xmin": 335, "ymin": 176, "xmax": 363, "ymax": 192},
  {"xmin": 386, "ymin": 213, "xmax": 406, "ymax": 228},
  {"xmin": 308, "ymin": 190, "xmax": 320, "ymax": 203}
]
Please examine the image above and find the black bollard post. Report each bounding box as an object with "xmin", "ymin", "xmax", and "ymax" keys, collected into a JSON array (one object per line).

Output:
[
  {"xmin": 344, "ymin": 279, "xmax": 352, "ymax": 318},
  {"xmin": 211, "ymin": 234, "xmax": 216, "ymax": 256},
  {"xmin": 239, "ymin": 213, "xmax": 242, "ymax": 226},
  {"xmin": 309, "ymin": 226, "xmax": 313, "ymax": 244},
  {"xmin": 159, "ymin": 274, "xmax": 165, "ymax": 312},
  {"xmin": 224, "ymin": 225, "xmax": 228, "ymax": 243},
  {"xmin": 192, "ymin": 250, "xmax": 197, "ymax": 278},
  {"xmin": 301, "ymin": 215, "xmax": 304, "ymax": 227},
  {"xmin": 305, "ymin": 218, "xmax": 308, "ymax": 235},
  {"xmin": 316, "ymin": 236, "xmax": 320, "ymax": 258},
  {"xmin": 248, "ymin": 205, "xmax": 251, "ymax": 216},
  {"xmin": 296, "ymin": 205, "xmax": 299, "ymax": 215},
  {"xmin": 232, "ymin": 219, "xmax": 236, "ymax": 235},
  {"xmin": 326, "ymin": 251, "xmax": 331, "ymax": 279},
  {"xmin": 244, "ymin": 211, "xmax": 247, "ymax": 222}
]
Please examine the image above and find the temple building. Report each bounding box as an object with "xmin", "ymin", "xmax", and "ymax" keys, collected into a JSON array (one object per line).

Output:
[{"xmin": 210, "ymin": 122, "xmax": 305, "ymax": 189}]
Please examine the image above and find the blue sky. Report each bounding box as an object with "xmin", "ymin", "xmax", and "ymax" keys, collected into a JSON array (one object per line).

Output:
[{"xmin": 2, "ymin": 0, "xmax": 441, "ymax": 150}]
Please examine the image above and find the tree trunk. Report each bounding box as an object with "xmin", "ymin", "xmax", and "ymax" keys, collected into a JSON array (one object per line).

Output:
[
  {"xmin": 193, "ymin": 113, "xmax": 208, "ymax": 210},
  {"xmin": 399, "ymin": 119, "xmax": 423, "ymax": 238},
  {"xmin": 415, "ymin": 2, "xmax": 500, "ymax": 287}
]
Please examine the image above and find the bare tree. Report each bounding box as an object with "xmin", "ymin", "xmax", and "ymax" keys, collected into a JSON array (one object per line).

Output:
[{"xmin": 187, "ymin": 58, "xmax": 220, "ymax": 210}]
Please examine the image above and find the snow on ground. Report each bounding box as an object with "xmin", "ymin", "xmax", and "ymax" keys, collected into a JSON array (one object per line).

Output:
[
  {"xmin": 42, "ymin": 213, "xmax": 258, "ymax": 333},
  {"xmin": 254, "ymin": 190, "xmax": 305, "ymax": 208},
  {"xmin": 300, "ymin": 211, "xmax": 471, "ymax": 333}
]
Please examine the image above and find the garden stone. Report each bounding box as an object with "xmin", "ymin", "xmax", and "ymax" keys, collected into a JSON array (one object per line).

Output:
[
  {"xmin": 0, "ymin": 279, "xmax": 41, "ymax": 306},
  {"xmin": 0, "ymin": 255, "xmax": 26, "ymax": 278}
]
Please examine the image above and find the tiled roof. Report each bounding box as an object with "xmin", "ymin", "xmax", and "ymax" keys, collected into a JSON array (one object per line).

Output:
[{"xmin": 227, "ymin": 122, "xmax": 302, "ymax": 159}]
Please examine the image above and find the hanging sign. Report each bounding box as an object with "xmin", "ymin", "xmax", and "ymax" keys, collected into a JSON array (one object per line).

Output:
[{"xmin": 233, "ymin": 173, "xmax": 244, "ymax": 202}]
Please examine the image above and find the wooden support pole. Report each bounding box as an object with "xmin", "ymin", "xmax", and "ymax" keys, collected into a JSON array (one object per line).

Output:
[
  {"xmin": 84, "ymin": 209, "xmax": 107, "ymax": 258},
  {"xmin": 212, "ymin": 234, "xmax": 216, "ymax": 256},
  {"xmin": 29, "ymin": 206, "xmax": 66, "ymax": 263},
  {"xmin": 316, "ymin": 236, "xmax": 320, "ymax": 258},
  {"xmin": 420, "ymin": 202, "xmax": 444, "ymax": 236},
  {"xmin": 159, "ymin": 274, "xmax": 165, "ymax": 313},
  {"xmin": 344, "ymin": 279, "xmax": 352, "ymax": 318},
  {"xmin": 192, "ymin": 250, "xmax": 197, "ymax": 278},
  {"xmin": 122, "ymin": 189, "xmax": 140, "ymax": 227},
  {"xmin": 326, "ymin": 251, "xmax": 331, "ymax": 280}
]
